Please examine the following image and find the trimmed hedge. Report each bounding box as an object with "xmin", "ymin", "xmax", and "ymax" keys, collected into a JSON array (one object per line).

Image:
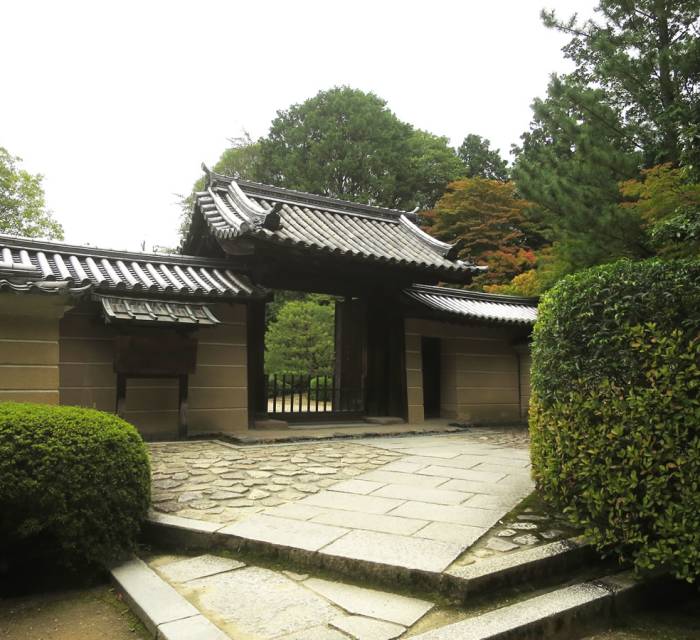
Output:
[
  {"xmin": 0, "ymin": 403, "xmax": 150, "ymax": 568},
  {"xmin": 530, "ymin": 259, "xmax": 700, "ymax": 580}
]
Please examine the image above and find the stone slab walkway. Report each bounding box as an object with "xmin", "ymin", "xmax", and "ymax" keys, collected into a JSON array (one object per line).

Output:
[
  {"xmin": 147, "ymin": 552, "xmax": 435, "ymax": 639},
  {"xmin": 149, "ymin": 428, "xmax": 533, "ymax": 573}
]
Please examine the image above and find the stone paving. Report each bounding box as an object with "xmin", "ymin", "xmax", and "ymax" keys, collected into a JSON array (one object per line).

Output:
[
  {"xmin": 149, "ymin": 428, "xmax": 534, "ymax": 573},
  {"xmin": 148, "ymin": 552, "xmax": 435, "ymax": 639}
]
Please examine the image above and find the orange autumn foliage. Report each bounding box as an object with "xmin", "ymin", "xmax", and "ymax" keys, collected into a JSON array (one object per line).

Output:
[{"xmin": 424, "ymin": 177, "xmax": 548, "ymax": 290}]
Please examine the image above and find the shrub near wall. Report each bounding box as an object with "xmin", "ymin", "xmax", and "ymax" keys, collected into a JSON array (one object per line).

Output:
[
  {"xmin": 0, "ymin": 403, "xmax": 150, "ymax": 569},
  {"xmin": 530, "ymin": 259, "xmax": 700, "ymax": 581}
]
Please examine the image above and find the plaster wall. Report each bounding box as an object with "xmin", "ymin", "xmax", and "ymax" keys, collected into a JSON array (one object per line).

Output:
[
  {"xmin": 405, "ymin": 317, "xmax": 530, "ymax": 425},
  {"xmin": 58, "ymin": 301, "xmax": 248, "ymax": 439},
  {"xmin": 0, "ymin": 294, "xmax": 67, "ymax": 405}
]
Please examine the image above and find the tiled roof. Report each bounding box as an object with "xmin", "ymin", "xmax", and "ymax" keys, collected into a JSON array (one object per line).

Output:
[
  {"xmin": 0, "ymin": 234, "xmax": 265, "ymax": 300},
  {"xmin": 191, "ymin": 168, "xmax": 483, "ymax": 279},
  {"xmin": 404, "ymin": 284, "xmax": 538, "ymax": 325},
  {"xmin": 96, "ymin": 295, "xmax": 220, "ymax": 326}
]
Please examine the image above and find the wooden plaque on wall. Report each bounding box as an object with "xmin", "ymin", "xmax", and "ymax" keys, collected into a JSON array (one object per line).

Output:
[{"xmin": 114, "ymin": 333, "xmax": 197, "ymax": 376}]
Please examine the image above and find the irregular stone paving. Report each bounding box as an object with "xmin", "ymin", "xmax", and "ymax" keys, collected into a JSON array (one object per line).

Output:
[
  {"xmin": 150, "ymin": 441, "xmax": 401, "ymax": 523},
  {"xmin": 149, "ymin": 552, "xmax": 434, "ymax": 639},
  {"xmin": 149, "ymin": 428, "xmax": 534, "ymax": 573}
]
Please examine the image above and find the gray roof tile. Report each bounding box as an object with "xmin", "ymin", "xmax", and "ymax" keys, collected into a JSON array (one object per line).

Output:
[
  {"xmin": 405, "ymin": 284, "xmax": 538, "ymax": 325},
  {"xmin": 0, "ymin": 234, "xmax": 265, "ymax": 301}
]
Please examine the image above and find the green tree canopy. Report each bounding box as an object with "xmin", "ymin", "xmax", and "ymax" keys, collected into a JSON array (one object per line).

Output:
[
  {"xmin": 457, "ymin": 134, "xmax": 509, "ymax": 181},
  {"xmin": 180, "ymin": 88, "xmax": 466, "ymax": 246},
  {"xmin": 265, "ymin": 297, "xmax": 335, "ymax": 376},
  {"xmin": 620, "ymin": 163, "xmax": 700, "ymax": 258},
  {"xmin": 257, "ymin": 87, "xmax": 463, "ymax": 210},
  {"xmin": 0, "ymin": 147, "xmax": 63, "ymax": 240}
]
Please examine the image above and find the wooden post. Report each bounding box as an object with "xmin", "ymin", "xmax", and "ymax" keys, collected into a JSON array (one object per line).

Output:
[
  {"xmin": 247, "ymin": 299, "xmax": 266, "ymax": 426},
  {"xmin": 364, "ymin": 295, "xmax": 407, "ymax": 419},
  {"xmin": 334, "ymin": 297, "xmax": 367, "ymax": 412},
  {"xmin": 178, "ymin": 374, "xmax": 189, "ymax": 439},
  {"xmin": 116, "ymin": 373, "xmax": 127, "ymax": 417}
]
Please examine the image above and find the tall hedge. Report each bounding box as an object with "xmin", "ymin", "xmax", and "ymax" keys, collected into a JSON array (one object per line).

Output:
[
  {"xmin": 0, "ymin": 403, "xmax": 150, "ymax": 569},
  {"xmin": 530, "ymin": 259, "xmax": 700, "ymax": 580}
]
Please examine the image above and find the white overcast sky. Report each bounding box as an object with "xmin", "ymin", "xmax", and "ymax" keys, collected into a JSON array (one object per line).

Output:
[{"xmin": 2, "ymin": 0, "xmax": 597, "ymax": 252}]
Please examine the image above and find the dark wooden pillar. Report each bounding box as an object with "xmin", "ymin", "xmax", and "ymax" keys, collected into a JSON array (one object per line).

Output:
[
  {"xmin": 247, "ymin": 299, "xmax": 267, "ymax": 426},
  {"xmin": 178, "ymin": 374, "xmax": 189, "ymax": 439},
  {"xmin": 334, "ymin": 297, "xmax": 366, "ymax": 411},
  {"xmin": 364, "ymin": 294, "xmax": 407, "ymax": 419},
  {"xmin": 116, "ymin": 373, "xmax": 127, "ymax": 417}
]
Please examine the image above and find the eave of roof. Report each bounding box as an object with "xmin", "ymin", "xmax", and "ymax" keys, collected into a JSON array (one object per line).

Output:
[
  {"xmin": 404, "ymin": 284, "xmax": 538, "ymax": 325},
  {"xmin": 0, "ymin": 233, "xmax": 267, "ymax": 301}
]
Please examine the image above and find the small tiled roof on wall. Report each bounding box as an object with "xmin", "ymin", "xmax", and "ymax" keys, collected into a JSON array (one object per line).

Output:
[
  {"xmin": 189, "ymin": 167, "xmax": 484, "ymax": 279},
  {"xmin": 404, "ymin": 284, "xmax": 538, "ymax": 325},
  {"xmin": 0, "ymin": 234, "xmax": 265, "ymax": 300},
  {"xmin": 96, "ymin": 294, "xmax": 221, "ymax": 326}
]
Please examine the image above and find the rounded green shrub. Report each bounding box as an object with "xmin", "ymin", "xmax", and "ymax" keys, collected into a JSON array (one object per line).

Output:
[
  {"xmin": 0, "ymin": 403, "xmax": 150, "ymax": 569},
  {"xmin": 530, "ymin": 259, "xmax": 700, "ymax": 580}
]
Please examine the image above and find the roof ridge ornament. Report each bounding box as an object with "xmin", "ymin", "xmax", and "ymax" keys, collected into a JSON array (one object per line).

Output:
[
  {"xmin": 224, "ymin": 179, "xmax": 269, "ymax": 227},
  {"xmin": 263, "ymin": 202, "xmax": 283, "ymax": 231},
  {"xmin": 398, "ymin": 214, "xmax": 455, "ymax": 258},
  {"xmin": 202, "ymin": 163, "xmax": 276, "ymax": 231}
]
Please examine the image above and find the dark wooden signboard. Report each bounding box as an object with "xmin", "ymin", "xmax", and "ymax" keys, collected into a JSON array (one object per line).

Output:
[{"xmin": 114, "ymin": 333, "xmax": 197, "ymax": 376}]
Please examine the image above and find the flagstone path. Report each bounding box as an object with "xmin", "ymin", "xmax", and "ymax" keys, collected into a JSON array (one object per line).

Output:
[{"xmin": 149, "ymin": 428, "xmax": 534, "ymax": 573}]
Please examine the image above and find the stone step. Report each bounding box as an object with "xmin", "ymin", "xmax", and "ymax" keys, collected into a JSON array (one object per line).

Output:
[
  {"xmin": 116, "ymin": 551, "xmax": 439, "ymax": 639},
  {"xmin": 110, "ymin": 556, "xmax": 230, "ymax": 639},
  {"xmin": 410, "ymin": 571, "xmax": 648, "ymax": 640},
  {"xmin": 363, "ymin": 416, "xmax": 405, "ymax": 426},
  {"xmin": 114, "ymin": 551, "xmax": 663, "ymax": 640},
  {"xmin": 145, "ymin": 511, "xmax": 603, "ymax": 606},
  {"xmin": 253, "ymin": 418, "xmax": 289, "ymax": 430}
]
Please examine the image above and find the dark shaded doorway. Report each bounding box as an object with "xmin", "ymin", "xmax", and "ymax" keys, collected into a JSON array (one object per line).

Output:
[{"xmin": 422, "ymin": 337, "xmax": 441, "ymax": 419}]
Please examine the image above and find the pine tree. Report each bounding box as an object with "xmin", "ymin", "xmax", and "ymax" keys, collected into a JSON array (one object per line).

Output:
[
  {"xmin": 513, "ymin": 78, "xmax": 648, "ymax": 271},
  {"xmin": 513, "ymin": 1, "xmax": 699, "ymax": 276},
  {"xmin": 542, "ymin": 0, "xmax": 700, "ymax": 166}
]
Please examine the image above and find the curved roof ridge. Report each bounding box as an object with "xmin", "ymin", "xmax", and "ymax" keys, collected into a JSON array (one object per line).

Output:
[
  {"xmin": 204, "ymin": 166, "xmax": 418, "ymax": 221},
  {"xmin": 398, "ymin": 214, "xmax": 454, "ymax": 257}
]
